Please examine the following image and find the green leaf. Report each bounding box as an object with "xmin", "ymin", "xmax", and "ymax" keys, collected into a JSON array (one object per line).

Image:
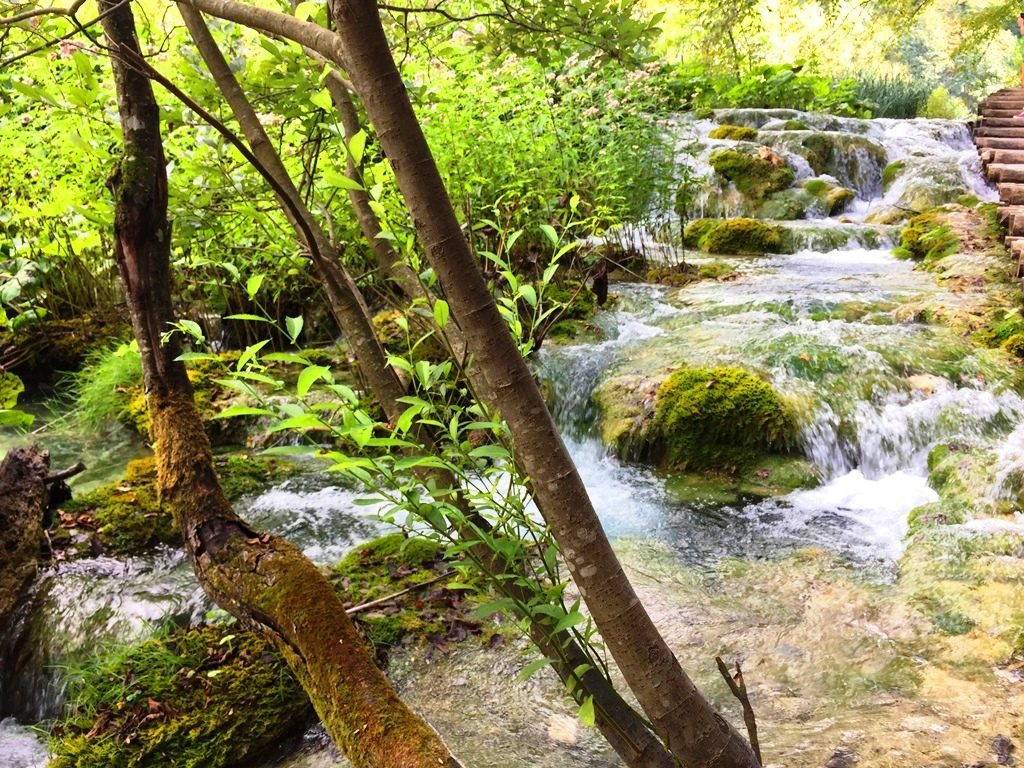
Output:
[
  {"xmin": 468, "ymin": 444, "xmax": 509, "ymax": 461},
  {"xmin": 519, "ymin": 284, "xmax": 537, "ymax": 308},
  {"xmin": 216, "ymin": 404, "xmax": 274, "ymax": 420},
  {"xmin": 311, "ymin": 88, "xmax": 334, "ymax": 111},
  {"xmin": 293, "ymin": 0, "xmax": 319, "ymax": 20},
  {"xmin": 553, "ymin": 609, "xmax": 585, "ymax": 633},
  {"xmin": 517, "ymin": 657, "xmax": 553, "ymax": 682},
  {"xmin": 236, "ymin": 340, "xmax": 270, "ymax": 371},
  {"xmin": 539, "ymin": 223, "xmax": 559, "ymax": 246},
  {"xmin": 176, "ymin": 319, "xmax": 205, "ymax": 342},
  {"xmin": 0, "ymin": 410, "xmax": 34, "ymax": 429},
  {"xmin": 262, "ymin": 352, "xmax": 311, "ymax": 365},
  {"xmin": 347, "ymin": 129, "xmax": 367, "ymax": 165},
  {"xmin": 322, "ymin": 169, "xmax": 364, "ymax": 191},
  {"xmin": 224, "ymin": 314, "xmax": 269, "ymax": 323},
  {"xmin": 432, "ymin": 299, "xmax": 449, "ymax": 329},
  {"xmin": 285, "ymin": 315, "xmax": 304, "ymax": 344},
  {"xmin": 245, "ymin": 273, "xmax": 265, "ymax": 300},
  {"xmin": 175, "ymin": 352, "xmax": 219, "ymax": 363},
  {"xmin": 578, "ymin": 695, "xmax": 595, "ymax": 727},
  {"xmin": 297, "ymin": 365, "xmax": 331, "ymax": 397}
]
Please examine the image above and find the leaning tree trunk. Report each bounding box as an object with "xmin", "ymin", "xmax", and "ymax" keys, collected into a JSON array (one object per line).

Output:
[
  {"xmin": 324, "ymin": 1, "xmax": 761, "ymax": 765},
  {"xmin": 98, "ymin": 3, "xmax": 460, "ymax": 766},
  {"xmin": 173, "ymin": 10, "xmax": 673, "ymax": 766},
  {"xmin": 0, "ymin": 446, "xmax": 48, "ymax": 628}
]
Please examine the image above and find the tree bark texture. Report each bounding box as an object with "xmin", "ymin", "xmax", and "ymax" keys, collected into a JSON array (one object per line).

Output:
[
  {"xmin": 174, "ymin": 11, "xmax": 672, "ymax": 765},
  {"xmin": 99, "ymin": 4, "xmax": 461, "ymax": 766},
  {"xmin": 324, "ymin": 1, "xmax": 761, "ymax": 765},
  {"xmin": 0, "ymin": 446, "xmax": 48, "ymax": 628}
]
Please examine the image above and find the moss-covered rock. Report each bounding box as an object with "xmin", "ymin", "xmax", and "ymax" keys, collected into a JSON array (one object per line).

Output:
[
  {"xmin": 759, "ymin": 131, "xmax": 886, "ymax": 196},
  {"xmin": 649, "ymin": 366, "xmax": 799, "ymax": 471},
  {"xmin": 897, "ymin": 212, "xmax": 959, "ymax": 262},
  {"xmin": 48, "ymin": 625, "xmax": 310, "ymax": 768},
  {"xmin": 882, "ymin": 160, "xmax": 906, "ymax": 191},
  {"xmin": 683, "ymin": 218, "xmax": 783, "ymax": 254},
  {"xmin": 55, "ymin": 454, "xmax": 296, "ymax": 557},
  {"xmin": 708, "ymin": 124, "xmax": 759, "ymax": 141},
  {"xmin": 708, "ymin": 147, "xmax": 795, "ymax": 200},
  {"xmin": 331, "ymin": 533, "xmax": 484, "ymax": 657}
]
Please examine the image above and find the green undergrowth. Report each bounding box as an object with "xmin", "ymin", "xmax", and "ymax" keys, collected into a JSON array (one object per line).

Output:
[
  {"xmin": 330, "ymin": 533, "xmax": 488, "ymax": 660},
  {"xmin": 648, "ymin": 366, "xmax": 799, "ymax": 471},
  {"xmin": 48, "ymin": 624, "xmax": 310, "ymax": 768},
  {"xmin": 53, "ymin": 454, "xmax": 297, "ymax": 557}
]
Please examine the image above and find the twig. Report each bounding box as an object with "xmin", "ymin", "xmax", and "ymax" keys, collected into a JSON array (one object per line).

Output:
[
  {"xmin": 344, "ymin": 570, "xmax": 452, "ymax": 616},
  {"xmin": 715, "ymin": 655, "xmax": 762, "ymax": 765},
  {"xmin": 44, "ymin": 461, "xmax": 86, "ymax": 484}
]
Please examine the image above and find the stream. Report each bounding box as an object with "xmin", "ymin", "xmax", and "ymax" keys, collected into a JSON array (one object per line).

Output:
[{"xmin": 4, "ymin": 110, "xmax": 1024, "ymax": 767}]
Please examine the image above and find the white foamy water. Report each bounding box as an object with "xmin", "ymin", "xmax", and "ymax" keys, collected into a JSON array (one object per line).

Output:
[
  {"xmin": 246, "ymin": 481, "xmax": 381, "ymax": 563},
  {"xmin": 0, "ymin": 719, "xmax": 47, "ymax": 768}
]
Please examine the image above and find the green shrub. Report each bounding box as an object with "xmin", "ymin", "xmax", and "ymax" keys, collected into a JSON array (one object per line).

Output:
[
  {"xmin": 852, "ymin": 74, "xmax": 930, "ymax": 119},
  {"xmin": 921, "ymin": 87, "xmax": 968, "ymax": 119},
  {"xmin": 651, "ymin": 366, "xmax": 798, "ymax": 470}
]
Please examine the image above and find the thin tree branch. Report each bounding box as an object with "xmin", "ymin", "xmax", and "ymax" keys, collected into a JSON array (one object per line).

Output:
[
  {"xmin": 0, "ymin": 0, "xmax": 86, "ymax": 26},
  {"xmin": 715, "ymin": 656, "xmax": 762, "ymax": 765}
]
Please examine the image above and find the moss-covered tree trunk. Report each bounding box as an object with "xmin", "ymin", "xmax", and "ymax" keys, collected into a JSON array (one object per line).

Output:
[
  {"xmin": 98, "ymin": 3, "xmax": 460, "ymax": 766},
  {"xmin": 325, "ymin": 1, "xmax": 761, "ymax": 765},
  {"xmin": 0, "ymin": 446, "xmax": 48, "ymax": 629}
]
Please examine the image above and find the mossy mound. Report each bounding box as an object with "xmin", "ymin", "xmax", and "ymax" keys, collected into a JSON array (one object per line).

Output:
[
  {"xmin": 1003, "ymin": 334, "xmax": 1024, "ymax": 359},
  {"xmin": 48, "ymin": 625, "xmax": 310, "ymax": 768},
  {"xmin": 54, "ymin": 454, "xmax": 296, "ymax": 557},
  {"xmin": 708, "ymin": 147, "xmax": 795, "ymax": 200},
  {"xmin": 708, "ymin": 124, "xmax": 759, "ymax": 141},
  {"xmin": 665, "ymin": 455, "xmax": 820, "ymax": 504},
  {"xmin": 331, "ymin": 533, "xmax": 484, "ymax": 658},
  {"xmin": 683, "ymin": 218, "xmax": 783, "ymax": 254},
  {"xmin": 896, "ymin": 212, "xmax": 959, "ymax": 262},
  {"xmin": 650, "ymin": 366, "xmax": 799, "ymax": 471}
]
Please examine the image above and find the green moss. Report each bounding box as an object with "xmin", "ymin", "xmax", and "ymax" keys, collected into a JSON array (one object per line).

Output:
[
  {"xmin": 697, "ymin": 260, "xmax": 736, "ymax": 280},
  {"xmin": 1003, "ymin": 333, "xmax": 1024, "ymax": 359},
  {"xmin": 683, "ymin": 218, "xmax": 783, "ymax": 255},
  {"xmin": 799, "ymin": 178, "xmax": 855, "ymax": 216},
  {"xmin": 755, "ymin": 188, "xmax": 811, "ymax": 220},
  {"xmin": 55, "ymin": 454, "xmax": 294, "ymax": 557},
  {"xmin": 882, "ymin": 160, "xmax": 906, "ymax": 191},
  {"xmin": 48, "ymin": 625, "xmax": 310, "ymax": 768},
  {"xmin": 332, "ymin": 534, "xmax": 482, "ymax": 655},
  {"xmin": 906, "ymin": 500, "xmax": 968, "ymax": 536},
  {"xmin": 781, "ymin": 119, "xmax": 809, "ymax": 130},
  {"xmin": 58, "ymin": 457, "xmax": 178, "ymax": 556},
  {"xmin": 211, "ymin": 453, "xmax": 298, "ymax": 499},
  {"xmin": 708, "ymin": 148, "xmax": 795, "ymax": 200},
  {"xmin": 708, "ymin": 124, "xmax": 759, "ymax": 141},
  {"xmin": 899, "ymin": 213, "xmax": 958, "ymax": 262},
  {"xmin": 650, "ymin": 366, "xmax": 798, "ymax": 471}
]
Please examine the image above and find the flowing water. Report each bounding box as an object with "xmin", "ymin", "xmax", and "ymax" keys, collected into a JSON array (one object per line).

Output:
[{"xmin": 5, "ymin": 110, "xmax": 1024, "ymax": 767}]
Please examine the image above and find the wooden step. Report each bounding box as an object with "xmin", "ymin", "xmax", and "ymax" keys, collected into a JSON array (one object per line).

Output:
[
  {"xmin": 997, "ymin": 205, "xmax": 1024, "ymax": 226},
  {"xmin": 986, "ymin": 164, "xmax": 1024, "ymax": 183},
  {"xmin": 972, "ymin": 127, "xmax": 1024, "ymax": 138},
  {"xmin": 983, "ymin": 149, "xmax": 1024, "ymax": 165},
  {"xmin": 978, "ymin": 117, "xmax": 1024, "ymax": 128},
  {"xmin": 974, "ymin": 137, "xmax": 1024, "ymax": 149},
  {"xmin": 996, "ymin": 183, "xmax": 1024, "ymax": 204},
  {"xmin": 979, "ymin": 109, "xmax": 1024, "ymax": 119}
]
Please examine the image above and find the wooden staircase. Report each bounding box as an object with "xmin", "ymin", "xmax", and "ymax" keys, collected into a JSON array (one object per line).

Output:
[{"xmin": 975, "ymin": 88, "xmax": 1024, "ymax": 279}]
